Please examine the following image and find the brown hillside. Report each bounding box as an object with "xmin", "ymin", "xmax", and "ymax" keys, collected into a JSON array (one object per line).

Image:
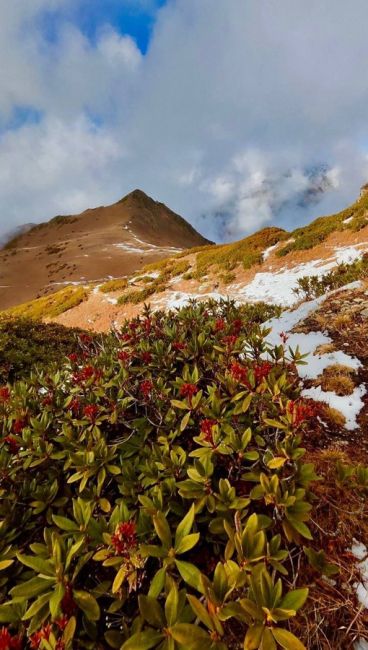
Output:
[{"xmin": 0, "ymin": 190, "xmax": 211, "ymax": 310}]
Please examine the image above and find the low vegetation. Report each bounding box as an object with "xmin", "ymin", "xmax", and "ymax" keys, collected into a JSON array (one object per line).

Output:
[
  {"xmin": 277, "ymin": 192, "xmax": 368, "ymax": 257},
  {"xmin": 0, "ymin": 318, "xmax": 94, "ymax": 383},
  {"xmin": 2, "ymin": 286, "xmax": 90, "ymax": 320},
  {"xmin": 293, "ymin": 253, "xmax": 368, "ymax": 299},
  {"xmin": 100, "ymin": 279, "xmax": 128, "ymax": 294},
  {"xmin": 316, "ymin": 364, "xmax": 356, "ymax": 396},
  {"xmin": 0, "ymin": 301, "xmax": 366, "ymax": 649},
  {"xmin": 142, "ymin": 228, "xmax": 286, "ymax": 285}
]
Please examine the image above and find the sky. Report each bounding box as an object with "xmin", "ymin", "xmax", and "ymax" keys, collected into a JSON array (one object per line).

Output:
[{"xmin": 1, "ymin": 0, "xmax": 368, "ymax": 243}]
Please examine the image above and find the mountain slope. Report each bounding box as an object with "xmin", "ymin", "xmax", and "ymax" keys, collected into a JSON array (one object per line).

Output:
[
  {"xmin": 21, "ymin": 187, "xmax": 365, "ymax": 332},
  {"xmin": 0, "ymin": 189, "xmax": 211, "ymax": 310}
]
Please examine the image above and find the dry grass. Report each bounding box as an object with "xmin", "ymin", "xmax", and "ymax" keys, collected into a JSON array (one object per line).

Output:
[
  {"xmin": 99, "ymin": 278, "xmax": 128, "ymax": 293},
  {"xmin": 290, "ymin": 448, "xmax": 368, "ymax": 648},
  {"xmin": 322, "ymin": 406, "xmax": 347, "ymax": 428},
  {"xmin": 2, "ymin": 286, "xmax": 90, "ymax": 320},
  {"xmin": 316, "ymin": 364, "xmax": 356, "ymax": 396},
  {"xmin": 314, "ymin": 343, "xmax": 336, "ymax": 356}
]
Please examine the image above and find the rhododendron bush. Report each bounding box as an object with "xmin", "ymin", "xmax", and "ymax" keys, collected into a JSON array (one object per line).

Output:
[{"xmin": 0, "ymin": 300, "xmax": 322, "ymax": 650}]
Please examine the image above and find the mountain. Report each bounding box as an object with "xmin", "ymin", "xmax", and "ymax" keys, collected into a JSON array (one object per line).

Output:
[
  {"xmin": 0, "ymin": 222, "xmax": 36, "ymax": 248},
  {"xmin": 8, "ymin": 183, "xmax": 366, "ymax": 330},
  {"xmin": 0, "ymin": 189, "xmax": 211, "ymax": 310}
]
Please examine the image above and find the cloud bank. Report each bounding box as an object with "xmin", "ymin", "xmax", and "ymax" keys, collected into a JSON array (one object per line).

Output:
[{"xmin": 1, "ymin": 0, "xmax": 368, "ymax": 241}]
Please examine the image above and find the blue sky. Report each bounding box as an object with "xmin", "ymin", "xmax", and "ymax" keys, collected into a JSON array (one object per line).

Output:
[
  {"xmin": 1, "ymin": 1, "xmax": 368, "ymax": 242},
  {"xmin": 39, "ymin": 0, "xmax": 167, "ymax": 54}
]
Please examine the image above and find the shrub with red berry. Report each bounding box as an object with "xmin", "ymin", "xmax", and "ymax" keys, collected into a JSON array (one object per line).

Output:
[{"xmin": 0, "ymin": 300, "xmax": 327, "ymax": 650}]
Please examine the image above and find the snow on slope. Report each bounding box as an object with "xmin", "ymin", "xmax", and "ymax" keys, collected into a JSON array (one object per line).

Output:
[{"xmin": 265, "ymin": 282, "xmax": 366, "ymax": 429}]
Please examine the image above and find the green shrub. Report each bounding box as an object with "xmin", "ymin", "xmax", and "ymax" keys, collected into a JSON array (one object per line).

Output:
[
  {"xmin": 100, "ymin": 279, "xmax": 128, "ymax": 294},
  {"xmin": 3, "ymin": 286, "xmax": 90, "ymax": 320},
  {"xmin": 0, "ymin": 300, "xmax": 326, "ymax": 649},
  {"xmin": 0, "ymin": 318, "xmax": 95, "ymax": 383},
  {"xmin": 293, "ymin": 253, "xmax": 368, "ymax": 299}
]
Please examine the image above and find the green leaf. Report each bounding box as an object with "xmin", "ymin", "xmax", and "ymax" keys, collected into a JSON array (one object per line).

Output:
[
  {"xmin": 175, "ymin": 533, "xmax": 200, "ymax": 555},
  {"xmin": 0, "ymin": 604, "xmax": 21, "ymax": 624},
  {"xmin": 175, "ymin": 503, "xmax": 195, "ymax": 547},
  {"xmin": 112, "ymin": 565, "xmax": 126, "ymax": 594},
  {"xmin": 243, "ymin": 624, "xmax": 264, "ymax": 650},
  {"xmin": 187, "ymin": 595, "xmax": 214, "ymax": 631},
  {"xmin": 52, "ymin": 515, "xmax": 78, "ymax": 531},
  {"xmin": 165, "ymin": 583, "xmax": 179, "ymax": 626},
  {"xmin": 11, "ymin": 577, "xmax": 49, "ymax": 598},
  {"xmin": 272, "ymin": 627, "xmax": 306, "ymax": 650},
  {"xmin": 242, "ymin": 394, "xmax": 253, "ymax": 413},
  {"xmin": 0, "ymin": 560, "xmax": 14, "ymax": 570},
  {"xmin": 175, "ymin": 560, "xmax": 204, "ymax": 594},
  {"xmin": 16, "ymin": 554, "xmax": 54, "ymax": 576},
  {"xmin": 171, "ymin": 400, "xmax": 189, "ymax": 410},
  {"xmin": 280, "ymin": 589, "xmax": 308, "ymax": 612},
  {"xmin": 170, "ymin": 623, "xmax": 211, "ymax": 648},
  {"xmin": 122, "ymin": 630, "xmax": 164, "ymax": 650},
  {"xmin": 148, "ymin": 567, "xmax": 167, "ymax": 598},
  {"xmin": 50, "ymin": 582, "xmax": 65, "ymax": 618},
  {"xmin": 153, "ymin": 512, "xmax": 172, "ymax": 548},
  {"xmin": 63, "ymin": 616, "xmax": 77, "ymax": 645},
  {"xmin": 22, "ymin": 592, "xmax": 52, "ymax": 620},
  {"xmin": 267, "ymin": 457, "xmax": 287, "ymax": 469},
  {"xmin": 180, "ymin": 411, "xmax": 191, "ymax": 432},
  {"xmin": 287, "ymin": 519, "xmax": 312, "ymax": 540},
  {"xmin": 139, "ymin": 595, "xmax": 165, "ymax": 628},
  {"xmin": 73, "ymin": 590, "xmax": 100, "ymax": 621}
]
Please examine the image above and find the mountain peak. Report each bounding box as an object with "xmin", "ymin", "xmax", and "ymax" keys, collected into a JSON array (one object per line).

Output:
[{"xmin": 118, "ymin": 188, "xmax": 155, "ymax": 205}]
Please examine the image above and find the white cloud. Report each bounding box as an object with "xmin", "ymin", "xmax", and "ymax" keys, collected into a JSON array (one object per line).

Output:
[{"xmin": 1, "ymin": 0, "xmax": 368, "ymax": 241}]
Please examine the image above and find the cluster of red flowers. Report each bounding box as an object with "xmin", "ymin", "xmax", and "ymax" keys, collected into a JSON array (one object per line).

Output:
[
  {"xmin": 230, "ymin": 362, "xmax": 250, "ymax": 387},
  {"xmin": 222, "ymin": 335, "xmax": 238, "ymax": 349},
  {"xmin": 111, "ymin": 521, "xmax": 137, "ymax": 555},
  {"xmin": 140, "ymin": 380, "xmax": 153, "ymax": 398},
  {"xmin": 0, "ymin": 387, "xmax": 10, "ymax": 403},
  {"xmin": 231, "ymin": 318, "xmax": 243, "ymax": 335},
  {"xmin": 67, "ymin": 352, "xmax": 78, "ymax": 363},
  {"xmin": 172, "ymin": 341, "xmax": 186, "ymax": 351},
  {"xmin": 117, "ymin": 350, "xmax": 130, "ymax": 364},
  {"xmin": 143, "ymin": 318, "xmax": 151, "ymax": 334},
  {"xmin": 83, "ymin": 404, "xmax": 99, "ymax": 422},
  {"xmin": 141, "ymin": 352, "xmax": 152, "ymax": 364},
  {"xmin": 287, "ymin": 400, "xmax": 315, "ymax": 426},
  {"xmin": 12, "ymin": 418, "xmax": 27, "ymax": 435},
  {"xmin": 253, "ymin": 361, "xmax": 273, "ymax": 384},
  {"xmin": 29, "ymin": 624, "xmax": 52, "ymax": 649},
  {"xmin": 0, "ymin": 628, "xmax": 22, "ymax": 650},
  {"xmin": 200, "ymin": 419, "xmax": 217, "ymax": 444},
  {"xmin": 179, "ymin": 383, "xmax": 198, "ymax": 401},
  {"xmin": 3, "ymin": 436, "xmax": 20, "ymax": 454},
  {"xmin": 214, "ymin": 318, "xmax": 225, "ymax": 332},
  {"xmin": 79, "ymin": 333, "xmax": 93, "ymax": 345},
  {"xmin": 73, "ymin": 365, "xmax": 101, "ymax": 384}
]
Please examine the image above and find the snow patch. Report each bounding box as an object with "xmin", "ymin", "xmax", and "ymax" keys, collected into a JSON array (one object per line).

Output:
[
  {"xmin": 265, "ymin": 285, "xmax": 365, "ymax": 429},
  {"xmin": 302, "ymin": 384, "xmax": 366, "ymax": 430},
  {"xmin": 234, "ymin": 245, "xmax": 367, "ymax": 308},
  {"xmin": 263, "ymin": 243, "xmax": 278, "ymax": 261},
  {"xmin": 334, "ymin": 246, "xmax": 364, "ymax": 265},
  {"xmin": 351, "ymin": 540, "xmax": 368, "ymax": 609}
]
